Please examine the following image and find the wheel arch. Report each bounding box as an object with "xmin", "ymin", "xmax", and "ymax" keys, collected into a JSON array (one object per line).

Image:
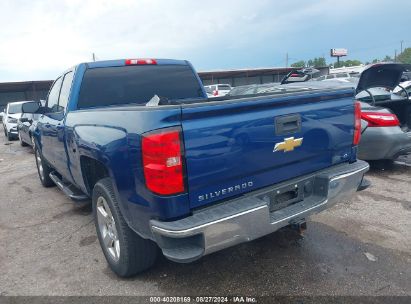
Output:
[{"xmin": 80, "ymin": 156, "xmax": 110, "ymax": 196}]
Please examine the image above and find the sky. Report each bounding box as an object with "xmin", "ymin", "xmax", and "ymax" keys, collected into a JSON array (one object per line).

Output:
[{"xmin": 0, "ymin": 0, "xmax": 409, "ymax": 82}]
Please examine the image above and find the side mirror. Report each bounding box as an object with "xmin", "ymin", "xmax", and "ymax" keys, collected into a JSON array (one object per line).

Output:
[{"xmin": 22, "ymin": 101, "xmax": 41, "ymax": 114}]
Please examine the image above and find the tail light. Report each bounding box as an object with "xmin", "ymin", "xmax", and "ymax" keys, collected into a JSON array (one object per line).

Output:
[
  {"xmin": 361, "ymin": 112, "xmax": 400, "ymax": 127},
  {"xmin": 126, "ymin": 58, "xmax": 157, "ymax": 65},
  {"xmin": 142, "ymin": 127, "xmax": 185, "ymax": 195},
  {"xmin": 353, "ymin": 101, "xmax": 361, "ymax": 145}
]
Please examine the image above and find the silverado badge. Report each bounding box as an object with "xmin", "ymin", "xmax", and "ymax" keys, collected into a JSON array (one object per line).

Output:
[{"xmin": 274, "ymin": 137, "xmax": 303, "ymax": 152}]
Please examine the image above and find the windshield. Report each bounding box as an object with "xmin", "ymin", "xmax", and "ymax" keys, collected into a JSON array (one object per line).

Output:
[
  {"xmin": 8, "ymin": 103, "xmax": 22, "ymax": 114},
  {"xmin": 78, "ymin": 65, "xmax": 204, "ymax": 108}
]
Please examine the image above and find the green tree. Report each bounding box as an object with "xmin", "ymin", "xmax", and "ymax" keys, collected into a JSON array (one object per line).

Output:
[
  {"xmin": 291, "ymin": 57, "xmax": 327, "ymax": 68},
  {"xmin": 313, "ymin": 57, "xmax": 327, "ymax": 67},
  {"xmin": 346, "ymin": 59, "xmax": 362, "ymax": 66},
  {"xmin": 397, "ymin": 48, "xmax": 411, "ymax": 64},
  {"xmin": 306, "ymin": 57, "xmax": 327, "ymax": 67},
  {"xmin": 290, "ymin": 60, "xmax": 306, "ymax": 68},
  {"xmin": 333, "ymin": 59, "xmax": 362, "ymax": 67},
  {"xmin": 383, "ymin": 55, "xmax": 393, "ymax": 62}
]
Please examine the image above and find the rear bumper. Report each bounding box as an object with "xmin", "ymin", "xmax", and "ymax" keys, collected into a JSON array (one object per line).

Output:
[
  {"xmin": 358, "ymin": 126, "xmax": 411, "ymax": 160},
  {"xmin": 150, "ymin": 160, "xmax": 369, "ymax": 263}
]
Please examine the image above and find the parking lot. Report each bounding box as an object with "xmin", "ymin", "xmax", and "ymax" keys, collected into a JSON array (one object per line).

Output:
[{"xmin": 0, "ymin": 124, "xmax": 410, "ymax": 296}]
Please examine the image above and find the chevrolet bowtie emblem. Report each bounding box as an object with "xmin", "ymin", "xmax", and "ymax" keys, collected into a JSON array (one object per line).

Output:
[{"xmin": 274, "ymin": 137, "xmax": 303, "ymax": 152}]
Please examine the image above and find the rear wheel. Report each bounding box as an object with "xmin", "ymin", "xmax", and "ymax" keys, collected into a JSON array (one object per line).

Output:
[
  {"xmin": 93, "ymin": 178, "xmax": 158, "ymax": 277},
  {"xmin": 34, "ymin": 147, "xmax": 55, "ymax": 187}
]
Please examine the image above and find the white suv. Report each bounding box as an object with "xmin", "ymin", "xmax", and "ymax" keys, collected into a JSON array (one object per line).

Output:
[
  {"xmin": 2, "ymin": 101, "xmax": 24, "ymax": 140},
  {"xmin": 204, "ymin": 84, "xmax": 232, "ymax": 97}
]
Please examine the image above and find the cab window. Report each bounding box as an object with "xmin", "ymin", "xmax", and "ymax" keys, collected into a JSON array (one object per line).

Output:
[
  {"xmin": 47, "ymin": 77, "xmax": 63, "ymax": 112},
  {"xmin": 58, "ymin": 71, "xmax": 74, "ymax": 112}
]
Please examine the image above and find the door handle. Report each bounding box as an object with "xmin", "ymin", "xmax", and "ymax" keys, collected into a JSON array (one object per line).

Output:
[{"xmin": 275, "ymin": 114, "xmax": 302, "ymax": 135}]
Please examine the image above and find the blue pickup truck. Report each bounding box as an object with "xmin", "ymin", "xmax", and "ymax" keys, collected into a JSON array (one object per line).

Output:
[{"xmin": 22, "ymin": 58, "xmax": 369, "ymax": 277}]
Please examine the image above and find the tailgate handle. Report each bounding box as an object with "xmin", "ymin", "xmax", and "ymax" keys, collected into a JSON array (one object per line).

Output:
[{"xmin": 275, "ymin": 114, "xmax": 301, "ymax": 135}]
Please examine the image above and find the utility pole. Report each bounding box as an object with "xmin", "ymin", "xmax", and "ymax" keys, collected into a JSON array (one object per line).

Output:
[
  {"xmin": 394, "ymin": 50, "xmax": 397, "ymax": 62},
  {"xmin": 285, "ymin": 52, "xmax": 289, "ymax": 68},
  {"xmin": 92, "ymin": 53, "xmax": 96, "ymax": 62},
  {"xmin": 400, "ymin": 40, "xmax": 404, "ymax": 54}
]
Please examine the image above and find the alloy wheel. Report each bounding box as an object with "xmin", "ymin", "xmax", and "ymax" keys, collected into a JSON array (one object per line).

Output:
[{"xmin": 96, "ymin": 196, "xmax": 120, "ymax": 261}]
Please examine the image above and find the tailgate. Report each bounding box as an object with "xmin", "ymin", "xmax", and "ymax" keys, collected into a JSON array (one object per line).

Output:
[{"xmin": 181, "ymin": 89, "xmax": 356, "ymax": 208}]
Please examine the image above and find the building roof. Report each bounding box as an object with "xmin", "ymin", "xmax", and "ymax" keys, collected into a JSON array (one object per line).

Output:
[
  {"xmin": 198, "ymin": 67, "xmax": 297, "ymax": 79},
  {"xmin": 0, "ymin": 80, "xmax": 53, "ymax": 93}
]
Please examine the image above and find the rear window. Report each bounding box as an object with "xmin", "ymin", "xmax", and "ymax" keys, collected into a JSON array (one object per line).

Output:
[
  {"xmin": 78, "ymin": 65, "xmax": 203, "ymax": 108},
  {"xmin": 217, "ymin": 85, "xmax": 231, "ymax": 90}
]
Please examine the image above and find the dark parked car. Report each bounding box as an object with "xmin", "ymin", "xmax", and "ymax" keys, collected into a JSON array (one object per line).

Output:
[
  {"xmin": 17, "ymin": 112, "xmax": 40, "ymax": 147},
  {"xmin": 354, "ymin": 64, "xmax": 411, "ymax": 160}
]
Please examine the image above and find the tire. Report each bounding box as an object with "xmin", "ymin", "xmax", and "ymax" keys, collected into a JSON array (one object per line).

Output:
[
  {"xmin": 93, "ymin": 178, "xmax": 158, "ymax": 277},
  {"xmin": 34, "ymin": 147, "xmax": 55, "ymax": 187},
  {"xmin": 19, "ymin": 132, "xmax": 28, "ymax": 146},
  {"xmin": 7, "ymin": 130, "xmax": 13, "ymax": 141}
]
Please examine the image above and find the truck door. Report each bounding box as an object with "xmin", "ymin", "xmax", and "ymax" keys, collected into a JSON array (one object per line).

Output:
[
  {"xmin": 38, "ymin": 76, "xmax": 63, "ymax": 163},
  {"xmin": 49, "ymin": 71, "xmax": 74, "ymax": 181},
  {"xmin": 38, "ymin": 71, "xmax": 74, "ymax": 182}
]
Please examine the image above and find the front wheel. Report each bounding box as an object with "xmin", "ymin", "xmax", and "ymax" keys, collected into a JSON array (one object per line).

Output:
[
  {"xmin": 93, "ymin": 178, "xmax": 158, "ymax": 277},
  {"xmin": 19, "ymin": 132, "xmax": 28, "ymax": 146},
  {"xmin": 34, "ymin": 147, "xmax": 55, "ymax": 187}
]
